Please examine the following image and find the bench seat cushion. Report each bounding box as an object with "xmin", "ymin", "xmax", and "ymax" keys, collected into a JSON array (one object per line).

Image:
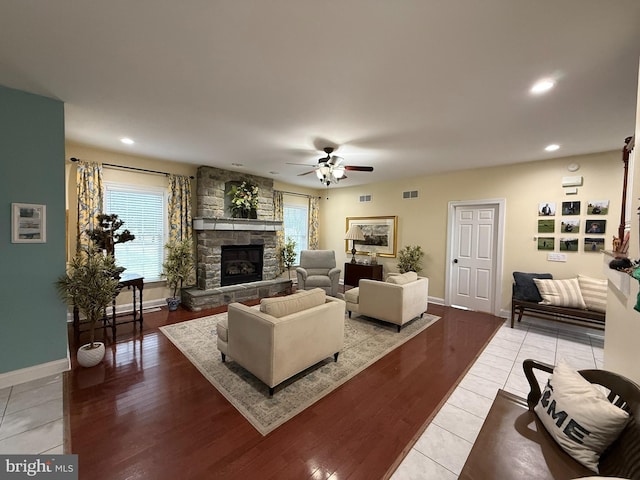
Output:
[{"xmin": 459, "ymin": 389, "xmax": 592, "ymax": 480}]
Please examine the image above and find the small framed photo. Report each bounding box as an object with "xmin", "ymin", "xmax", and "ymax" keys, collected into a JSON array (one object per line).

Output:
[
  {"xmin": 538, "ymin": 219, "xmax": 555, "ymax": 233},
  {"xmin": 587, "ymin": 200, "xmax": 609, "ymax": 215},
  {"xmin": 538, "ymin": 202, "xmax": 556, "ymax": 216},
  {"xmin": 561, "ymin": 201, "xmax": 581, "ymax": 216},
  {"xmin": 12, "ymin": 203, "xmax": 46, "ymax": 243},
  {"xmin": 585, "ymin": 219, "xmax": 606, "ymax": 234},
  {"xmin": 560, "ymin": 218, "xmax": 580, "ymax": 234},
  {"xmin": 559, "ymin": 238, "xmax": 579, "ymax": 251},
  {"xmin": 584, "ymin": 237, "xmax": 605, "ymax": 252},
  {"xmin": 537, "ymin": 237, "xmax": 554, "ymax": 251}
]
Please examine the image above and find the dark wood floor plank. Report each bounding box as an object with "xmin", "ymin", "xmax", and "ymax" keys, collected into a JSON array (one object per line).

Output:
[{"xmin": 65, "ymin": 301, "xmax": 503, "ymax": 480}]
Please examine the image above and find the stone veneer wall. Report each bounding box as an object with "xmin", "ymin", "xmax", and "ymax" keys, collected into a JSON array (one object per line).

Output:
[{"xmin": 195, "ymin": 166, "xmax": 278, "ymax": 290}]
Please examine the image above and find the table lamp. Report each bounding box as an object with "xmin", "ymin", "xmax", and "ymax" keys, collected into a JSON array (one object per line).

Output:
[{"xmin": 344, "ymin": 225, "xmax": 365, "ymax": 263}]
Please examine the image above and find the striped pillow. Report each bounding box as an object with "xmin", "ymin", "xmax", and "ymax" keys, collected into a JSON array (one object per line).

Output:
[
  {"xmin": 578, "ymin": 274, "xmax": 607, "ymax": 313},
  {"xmin": 533, "ymin": 278, "xmax": 587, "ymax": 309}
]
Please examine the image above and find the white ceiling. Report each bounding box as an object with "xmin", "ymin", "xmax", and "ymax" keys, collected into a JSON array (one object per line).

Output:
[{"xmin": 1, "ymin": 1, "xmax": 639, "ymax": 188}]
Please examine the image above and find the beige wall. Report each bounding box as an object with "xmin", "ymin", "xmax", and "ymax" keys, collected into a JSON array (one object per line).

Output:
[
  {"xmin": 318, "ymin": 151, "xmax": 623, "ymax": 314},
  {"xmin": 604, "ymin": 60, "xmax": 640, "ymax": 384}
]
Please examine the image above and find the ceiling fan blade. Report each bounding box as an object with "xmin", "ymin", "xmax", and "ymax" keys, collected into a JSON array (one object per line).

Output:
[
  {"xmin": 344, "ymin": 165, "xmax": 374, "ymax": 172},
  {"xmin": 286, "ymin": 162, "xmax": 317, "ymax": 167},
  {"xmin": 297, "ymin": 170, "xmax": 316, "ymax": 176}
]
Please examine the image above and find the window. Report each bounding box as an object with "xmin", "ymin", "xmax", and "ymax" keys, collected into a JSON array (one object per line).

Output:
[
  {"xmin": 104, "ymin": 183, "xmax": 167, "ymax": 281},
  {"xmin": 283, "ymin": 203, "xmax": 308, "ymax": 265}
]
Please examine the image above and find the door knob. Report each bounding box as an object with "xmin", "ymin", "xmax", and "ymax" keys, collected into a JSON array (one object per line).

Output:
[{"xmin": 453, "ymin": 259, "xmax": 458, "ymax": 263}]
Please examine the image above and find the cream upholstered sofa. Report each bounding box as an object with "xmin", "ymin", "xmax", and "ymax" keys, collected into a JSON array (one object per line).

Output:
[
  {"xmin": 217, "ymin": 288, "xmax": 345, "ymax": 395},
  {"xmin": 296, "ymin": 250, "xmax": 341, "ymax": 297},
  {"xmin": 344, "ymin": 272, "xmax": 429, "ymax": 332}
]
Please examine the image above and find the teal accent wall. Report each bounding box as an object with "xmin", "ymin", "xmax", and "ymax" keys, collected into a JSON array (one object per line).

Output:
[{"xmin": 0, "ymin": 85, "xmax": 68, "ymax": 374}]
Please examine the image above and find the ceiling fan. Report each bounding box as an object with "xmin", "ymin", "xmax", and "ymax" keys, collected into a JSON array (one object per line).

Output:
[{"xmin": 288, "ymin": 147, "xmax": 374, "ymax": 186}]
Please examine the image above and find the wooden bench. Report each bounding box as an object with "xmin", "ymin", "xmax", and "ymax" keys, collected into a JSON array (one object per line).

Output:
[
  {"xmin": 459, "ymin": 359, "xmax": 640, "ymax": 479},
  {"xmin": 511, "ymin": 297, "xmax": 605, "ymax": 331}
]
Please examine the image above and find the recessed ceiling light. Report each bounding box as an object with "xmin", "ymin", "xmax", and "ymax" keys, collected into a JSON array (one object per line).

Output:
[
  {"xmin": 545, "ymin": 144, "xmax": 560, "ymax": 152},
  {"xmin": 120, "ymin": 137, "xmax": 135, "ymax": 145},
  {"xmin": 530, "ymin": 78, "xmax": 555, "ymax": 95}
]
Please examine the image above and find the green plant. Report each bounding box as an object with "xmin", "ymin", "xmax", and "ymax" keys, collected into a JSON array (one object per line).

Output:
[
  {"xmin": 86, "ymin": 213, "xmax": 135, "ymax": 255},
  {"xmin": 282, "ymin": 236, "xmax": 297, "ymax": 279},
  {"xmin": 56, "ymin": 246, "xmax": 121, "ymax": 348},
  {"xmin": 227, "ymin": 180, "xmax": 259, "ymax": 218},
  {"xmin": 162, "ymin": 238, "xmax": 195, "ymax": 298},
  {"xmin": 397, "ymin": 245, "xmax": 425, "ymax": 273}
]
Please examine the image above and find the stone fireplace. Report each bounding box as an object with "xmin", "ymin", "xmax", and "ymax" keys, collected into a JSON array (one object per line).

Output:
[{"xmin": 181, "ymin": 166, "xmax": 292, "ymax": 311}]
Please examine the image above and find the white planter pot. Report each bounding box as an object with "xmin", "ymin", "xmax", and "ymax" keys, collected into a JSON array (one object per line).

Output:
[{"xmin": 77, "ymin": 342, "xmax": 105, "ymax": 368}]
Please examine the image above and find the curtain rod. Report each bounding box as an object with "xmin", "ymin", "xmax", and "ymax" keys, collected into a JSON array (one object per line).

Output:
[
  {"xmin": 69, "ymin": 157, "xmax": 194, "ymax": 179},
  {"xmin": 276, "ymin": 189, "xmax": 321, "ymax": 199}
]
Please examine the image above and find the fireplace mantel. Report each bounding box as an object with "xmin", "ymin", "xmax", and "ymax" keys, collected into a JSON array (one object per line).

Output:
[{"xmin": 193, "ymin": 217, "xmax": 283, "ymax": 232}]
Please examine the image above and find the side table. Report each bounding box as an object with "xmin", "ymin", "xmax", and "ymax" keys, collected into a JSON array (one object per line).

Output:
[{"xmin": 344, "ymin": 262, "xmax": 383, "ymax": 287}]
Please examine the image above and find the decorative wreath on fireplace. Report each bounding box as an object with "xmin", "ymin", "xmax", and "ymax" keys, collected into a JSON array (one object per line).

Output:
[{"xmin": 228, "ymin": 180, "xmax": 259, "ymax": 218}]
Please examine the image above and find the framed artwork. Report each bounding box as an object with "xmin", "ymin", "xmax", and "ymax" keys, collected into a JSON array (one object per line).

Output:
[
  {"xmin": 538, "ymin": 202, "xmax": 556, "ymax": 216},
  {"xmin": 587, "ymin": 200, "xmax": 609, "ymax": 215},
  {"xmin": 345, "ymin": 216, "xmax": 398, "ymax": 257},
  {"xmin": 560, "ymin": 218, "xmax": 580, "ymax": 234},
  {"xmin": 12, "ymin": 203, "xmax": 46, "ymax": 243},
  {"xmin": 561, "ymin": 201, "xmax": 581, "ymax": 215},
  {"xmin": 585, "ymin": 219, "xmax": 606, "ymax": 234},
  {"xmin": 537, "ymin": 219, "xmax": 555, "ymax": 233},
  {"xmin": 559, "ymin": 237, "xmax": 579, "ymax": 251},
  {"xmin": 584, "ymin": 237, "xmax": 605, "ymax": 252},
  {"xmin": 537, "ymin": 237, "xmax": 554, "ymax": 251}
]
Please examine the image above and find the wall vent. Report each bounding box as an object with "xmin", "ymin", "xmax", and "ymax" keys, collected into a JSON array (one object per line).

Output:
[
  {"xmin": 359, "ymin": 194, "xmax": 372, "ymax": 203},
  {"xmin": 402, "ymin": 190, "xmax": 419, "ymax": 199}
]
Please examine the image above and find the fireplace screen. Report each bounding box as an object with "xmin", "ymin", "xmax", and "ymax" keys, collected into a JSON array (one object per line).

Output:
[{"xmin": 220, "ymin": 244, "xmax": 263, "ymax": 286}]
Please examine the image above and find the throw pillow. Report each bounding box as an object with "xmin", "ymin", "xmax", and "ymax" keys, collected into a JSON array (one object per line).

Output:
[
  {"xmin": 533, "ymin": 278, "xmax": 587, "ymax": 309},
  {"xmin": 513, "ymin": 272, "xmax": 553, "ymax": 302},
  {"xmin": 578, "ymin": 275, "xmax": 607, "ymax": 313},
  {"xmin": 534, "ymin": 361, "xmax": 629, "ymax": 472}
]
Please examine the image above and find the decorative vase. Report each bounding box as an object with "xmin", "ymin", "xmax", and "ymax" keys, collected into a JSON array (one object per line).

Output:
[
  {"xmin": 77, "ymin": 342, "xmax": 105, "ymax": 368},
  {"xmin": 167, "ymin": 297, "xmax": 180, "ymax": 311}
]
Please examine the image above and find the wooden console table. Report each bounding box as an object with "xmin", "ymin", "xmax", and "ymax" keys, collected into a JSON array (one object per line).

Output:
[
  {"xmin": 344, "ymin": 262, "xmax": 383, "ymax": 287},
  {"xmin": 73, "ymin": 273, "xmax": 144, "ymax": 343}
]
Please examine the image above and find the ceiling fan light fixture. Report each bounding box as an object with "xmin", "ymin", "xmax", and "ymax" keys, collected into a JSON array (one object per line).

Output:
[{"xmin": 333, "ymin": 167, "xmax": 345, "ymax": 179}]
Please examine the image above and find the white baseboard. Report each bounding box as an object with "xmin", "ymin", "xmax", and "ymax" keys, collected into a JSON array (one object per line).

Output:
[
  {"xmin": 67, "ymin": 298, "xmax": 168, "ymax": 322},
  {"xmin": 0, "ymin": 356, "xmax": 70, "ymax": 390},
  {"xmin": 428, "ymin": 295, "xmax": 445, "ymax": 305}
]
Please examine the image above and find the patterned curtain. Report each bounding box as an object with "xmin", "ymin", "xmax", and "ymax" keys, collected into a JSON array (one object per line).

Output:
[
  {"xmin": 308, "ymin": 195, "xmax": 319, "ymax": 250},
  {"xmin": 273, "ymin": 190, "xmax": 285, "ymax": 273},
  {"xmin": 168, "ymin": 175, "xmax": 193, "ymax": 243},
  {"xmin": 76, "ymin": 160, "xmax": 103, "ymax": 250}
]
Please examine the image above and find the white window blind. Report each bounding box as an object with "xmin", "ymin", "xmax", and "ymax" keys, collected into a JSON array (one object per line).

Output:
[
  {"xmin": 104, "ymin": 183, "xmax": 167, "ymax": 281},
  {"xmin": 283, "ymin": 204, "xmax": 308, "ymax": 265}
]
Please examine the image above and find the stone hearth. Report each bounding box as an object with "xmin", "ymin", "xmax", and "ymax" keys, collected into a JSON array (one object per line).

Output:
[{"xmin": 181, "ymin": 166, "xmax": 292, "ymax": 311}]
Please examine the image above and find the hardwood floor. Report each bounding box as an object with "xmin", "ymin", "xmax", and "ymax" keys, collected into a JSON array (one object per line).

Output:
[{"xmin": 65, "ymin": 302, "xmax": 503, "ymax": 480}]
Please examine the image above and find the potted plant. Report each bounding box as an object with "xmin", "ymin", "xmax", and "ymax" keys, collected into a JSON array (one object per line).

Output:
[
  {"xmin": 56, "ymin": 246, "xmax": 122, "ymax": 367},
  {"xmin": 85, "ymin": 213, "xmax": 135, "ymax": 256},
  {"xmin": 162, "ymin": 238, "xmax": 195, "ymax": 311},
  {"xmin": 227, "ymin": 180, "xmax": 259, "ymax": 218},
  {"xmin": 397, "ymin": 245, "xmax": 425, "ymax": 273},
  {"xmin": 282, "ymin": 236, "xmax": 297, "ymax": 279}
]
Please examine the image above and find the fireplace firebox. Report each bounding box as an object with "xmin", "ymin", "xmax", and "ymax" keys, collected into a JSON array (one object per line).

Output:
[{"xmin": 220, "ymin": 244, "xmax": 264, "ymax": 286}]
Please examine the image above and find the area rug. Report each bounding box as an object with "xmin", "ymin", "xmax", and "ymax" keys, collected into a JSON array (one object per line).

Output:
[{"xmin": 160, "ymin": 311, "xmax": 440, "ymax": 435}]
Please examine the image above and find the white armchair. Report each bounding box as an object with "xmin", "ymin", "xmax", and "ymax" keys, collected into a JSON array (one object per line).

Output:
[{"xmin": 296, "ymin": 250, "xmax": 341, "ymax": 297}]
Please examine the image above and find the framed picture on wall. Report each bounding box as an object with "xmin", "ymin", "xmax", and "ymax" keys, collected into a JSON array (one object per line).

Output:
[
  {"xmin": 561, "ymin": 201, "xmax": 581, "ymax": 215},
  {"xmin": 585, "ymin": 219, "xmax": 606, "ymax": 234},
  {"xmin": 560, "ymin": 218, "xmax": 580, "ymax": 234},
  {"xmin": 537, "ymin": 237, "xmax": 554, "ymax": 250},
  {"xmin": 538, "ymin": 219, "xmax": 555, "ymax": 233},
  {"xmin": 559, "ymin": 238, "xmax": 579, "ymax": 251},
  {"xmin": 12, "ymin": 203, "xmax": 46, "ymax": 243},
  {"xmin": 345, "ymin": 216, "xmax": 398, "ymax": 257},
  {"xmin": 538, "ymin": 202, "xmax": 556, "ymax": 216},
  {"xmin": 587, "ymin": 200, "xmax": 609, "ymax": 215},
  {"xmin": 584, "ymin": 237, "xmax": 605, "ymax": 252}
]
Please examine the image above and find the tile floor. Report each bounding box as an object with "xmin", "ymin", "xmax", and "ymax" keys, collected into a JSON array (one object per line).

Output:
[
  {"xmin": 0, "ymin": 372, "xmax": 64, "ymax": 454},
  {"xmin": 0, "ymin": 314, "xmax": 604, "ymax": 480},
  {"xmin": 390, "ymin": 316, "xmax": 605, "ymax": 479}
]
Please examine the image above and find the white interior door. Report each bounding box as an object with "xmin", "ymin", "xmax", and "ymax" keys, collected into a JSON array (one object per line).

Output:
[{"xmin": 448, "ymin": 203, "xmax": 500, "ymax": 313}]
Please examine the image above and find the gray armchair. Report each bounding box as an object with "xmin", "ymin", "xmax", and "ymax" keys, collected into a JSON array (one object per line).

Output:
[{"xmin": 296, "ymin": 250, "xmax": 341, "ymax": 297}]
